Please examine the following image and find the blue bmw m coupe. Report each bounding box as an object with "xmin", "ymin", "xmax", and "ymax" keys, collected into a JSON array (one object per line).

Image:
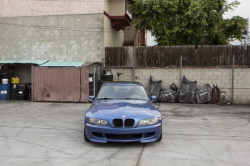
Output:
[{"xmin": 84, "ymin": 82, "xmax": 162, "ymax": 143}]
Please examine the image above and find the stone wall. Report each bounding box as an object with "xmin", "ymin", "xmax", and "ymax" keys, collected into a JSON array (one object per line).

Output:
[
  {"xmin": 109, "ymin": 68, "xmax": 250, "ymax": 104},
  {"xmin": 0, "ymin": 14, "xmax": 104, "ymax": 62}
]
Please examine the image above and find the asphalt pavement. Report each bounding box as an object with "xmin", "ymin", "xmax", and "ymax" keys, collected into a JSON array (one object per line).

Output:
[{"xmin": 0, "ymin": 101, "xmax": 250, "ymax": 166}]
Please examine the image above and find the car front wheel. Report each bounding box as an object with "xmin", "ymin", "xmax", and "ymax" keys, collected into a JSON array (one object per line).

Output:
[
  {"xmin": 84, "ymin": 129, "xmax": 90, "ymax": 142},
  {"xmin": 157, "ymin": 130, "xmax": 162, "ymax": 141}
]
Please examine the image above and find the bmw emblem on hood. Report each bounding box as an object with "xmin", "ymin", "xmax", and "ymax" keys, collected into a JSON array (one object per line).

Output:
[{"xmin": 122, "ymin": 115, "xmax": 126, "ymax": 119}]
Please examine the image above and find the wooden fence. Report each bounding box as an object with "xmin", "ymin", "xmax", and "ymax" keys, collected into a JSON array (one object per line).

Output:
[
  {"xmin": 105, "ymin": 47, "xmax": 130, "ymax": 66},
  {"xmin": 105, "ymin": 45, "xmax": 250, "ymax": 67}
]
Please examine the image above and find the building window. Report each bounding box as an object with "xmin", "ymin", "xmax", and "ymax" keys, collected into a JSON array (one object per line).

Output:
[{"xmin": 126, "ymin": 0, "xmax": 132, "ymax": 19}]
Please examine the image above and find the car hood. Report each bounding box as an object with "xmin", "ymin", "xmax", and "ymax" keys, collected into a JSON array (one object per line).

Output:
[{"xmin": 86, "ymin": 100, "xmax": 161, "ymax": 120}]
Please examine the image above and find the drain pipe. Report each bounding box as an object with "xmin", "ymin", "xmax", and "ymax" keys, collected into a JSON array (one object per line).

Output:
[
  {"xmin": 94, "ymin": 65, "xmax": 96, "ymax": 96},
  {"xmin": 132, "ymin": 47, "xmax": 135, "ymax": 82},
  {"xmin": 231, "ymin": 54, "xmax": 234, "ymax": 104},
  {"xmin": 31, "ymin": 65, "xmax": 34, "ymax": 102},
  {"xmin": 180, "ymin": 55, "xmax": 183, "ymax": 86}
]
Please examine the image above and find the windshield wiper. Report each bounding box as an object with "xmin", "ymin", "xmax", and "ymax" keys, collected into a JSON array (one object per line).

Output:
[
  {"xmin": 97, "ymin": 98, "xmax": 114, "ymax": 100},
  {"xmin": 123, "ymin": 98, "xmax": 142, "ymax": 100}
]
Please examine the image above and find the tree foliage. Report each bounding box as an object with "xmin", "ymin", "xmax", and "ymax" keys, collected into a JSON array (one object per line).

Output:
[{"xmin": 132, "ymin": 0, "xmax": 248, "ymax": 46}]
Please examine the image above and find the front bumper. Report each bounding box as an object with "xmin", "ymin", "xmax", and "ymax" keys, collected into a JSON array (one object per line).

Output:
[{"xmin": 85, "ymin": 123, "xmax": 162, "ymax": 143}]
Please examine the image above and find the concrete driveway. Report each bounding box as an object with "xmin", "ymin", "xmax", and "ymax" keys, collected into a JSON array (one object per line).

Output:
[{"xmin": 0, "ymin": 101, "xmax": 250, "ymax": 166}]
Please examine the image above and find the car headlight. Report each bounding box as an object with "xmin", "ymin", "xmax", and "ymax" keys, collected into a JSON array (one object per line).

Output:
[
  {"xmin": 138, "ymin": 117, "xmax": 159, "ymax": 126},
  {"xmin": 88, "ymin": 118, "xmax": 109, "ymax": 126}
]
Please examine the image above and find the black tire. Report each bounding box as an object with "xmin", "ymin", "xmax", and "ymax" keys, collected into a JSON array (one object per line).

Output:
[
  {"xmin": 84, "ymin": 129, "xmax": 90, "ymax": 142},
  {"xmin": 101, "ymin": 74, "xmax": 113, "ymax": 81},
  {"xmin": 89, "ymin": 82, "xmax": 94, "ymax": 88},
  {"xmin": 157, "ymin": 130, "xmax": 162, "ymax": 141}
]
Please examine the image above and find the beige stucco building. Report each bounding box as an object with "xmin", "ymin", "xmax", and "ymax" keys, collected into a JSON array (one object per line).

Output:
[{"xmin": 0, "ymin": 0, "xmax": 146, "ymax": 63}]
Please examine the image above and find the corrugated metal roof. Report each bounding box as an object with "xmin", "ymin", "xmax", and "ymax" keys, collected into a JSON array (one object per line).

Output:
[
  {"xmin": 17, "ymin": 60, "xmax": 48, "ymax": 65},
  {"xmin": 0, "ymin": 60, "xmax": 48, "ymax": 65},
  {"xmin": 40, "ymin": 61, "xmax": 85, "ymax": 67},
  {"xmin": 0, "ymin": 60, "xmax": 18, "ymax": 64}
]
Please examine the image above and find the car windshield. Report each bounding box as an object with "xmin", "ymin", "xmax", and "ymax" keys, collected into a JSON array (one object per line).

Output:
[{"xmin": 97, "ymin": 85, "xmax": 149, "ymax": 100}]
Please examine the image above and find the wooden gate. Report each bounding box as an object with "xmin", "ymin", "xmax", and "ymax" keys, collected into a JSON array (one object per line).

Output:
[{"xmin": 33, "ymin": 67, "xmax": 89, "ymax": 102}]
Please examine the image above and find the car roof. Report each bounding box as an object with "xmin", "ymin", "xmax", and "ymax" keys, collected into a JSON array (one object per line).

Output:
[{"xmin": 102, "ymin": 81, "xmax": 143, "ymax": 86}]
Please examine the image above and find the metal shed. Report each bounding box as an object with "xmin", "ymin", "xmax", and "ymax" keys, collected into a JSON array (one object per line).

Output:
[
  {"xmin": 0, "ymin": 60, "xmax": 49, "ymax": 101},
  {"xmin": 33, "ymin": 62, "xmax": 89, "ymax": 103}
]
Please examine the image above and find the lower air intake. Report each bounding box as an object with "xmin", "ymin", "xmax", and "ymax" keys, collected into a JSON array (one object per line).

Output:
[{"xmin": 105, "ymin": 134, "xmax": 142, "ymax": 140}]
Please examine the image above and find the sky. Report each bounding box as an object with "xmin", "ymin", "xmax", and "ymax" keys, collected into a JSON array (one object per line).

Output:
[{"xmin": 147, "ymin": 0, "xmax": 250, "ymax": 46}]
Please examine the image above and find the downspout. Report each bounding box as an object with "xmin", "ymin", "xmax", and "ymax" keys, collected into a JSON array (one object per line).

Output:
[
  {"xmin": 31, "ymin": 65, "xmax": 34, "ymax": 102},
  {"xmin": 231, "ymin": 54, "xmax": 234, "ymax": 104},
  {"xmin": 132, "ymin": 47, "xmax": 135, "ymax": 82},
  {"xmin": 180, "ymin": 55, "xmax": 183, "ymax": 87},
  {"xmin": 94, "ymin": 65, "xmax": 96, "ymax": 96}
]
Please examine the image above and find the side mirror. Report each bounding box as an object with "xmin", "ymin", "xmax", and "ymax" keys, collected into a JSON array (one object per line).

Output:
[
  {"xmin": 150, "ymin": 96, "xmax": 157, "ymax": 101},
  {"xmin": 89, "ymin": 96, "xmax": 95, "ymax": 101}
]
